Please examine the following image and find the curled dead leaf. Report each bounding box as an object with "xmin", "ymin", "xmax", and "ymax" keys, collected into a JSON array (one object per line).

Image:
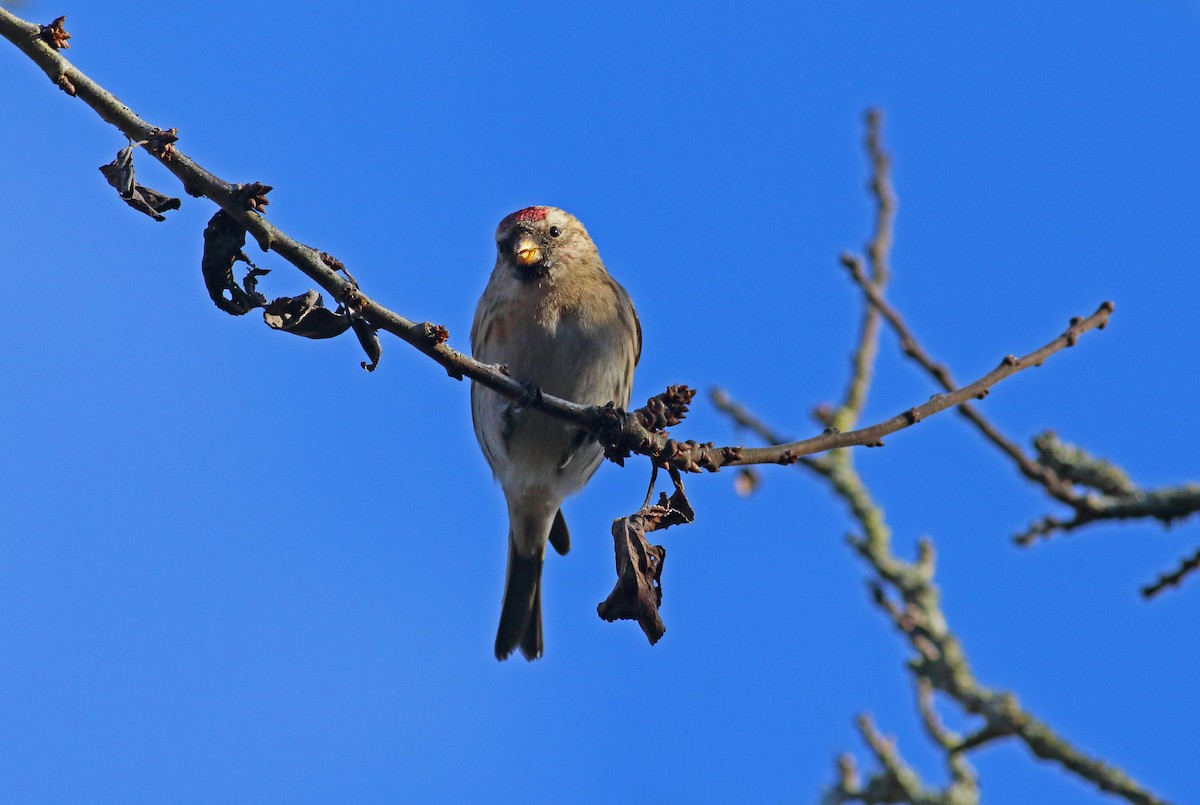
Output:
[
  {"xmin": 201, "ymin": 210, "xmax": 267, "ymax": 315},
  {"xmin": 98, "ymin": 145, "xmax": 180, "ymax": 221},
  {"xmin": 597, "ymin": 473, "xmax": 695, "ymax": 645},
  {"xmin": 262, "ymin": 290, "xmax": 352, "ymax": 339},
  {"xmin": 352, "ymin": 315, "xmax": 382, "ymax": 372}
]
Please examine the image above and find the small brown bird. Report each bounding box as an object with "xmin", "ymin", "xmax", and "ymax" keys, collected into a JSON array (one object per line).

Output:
[{"xmin": 471, "ymin": 206, "xmax": 640, "ymax": 660}]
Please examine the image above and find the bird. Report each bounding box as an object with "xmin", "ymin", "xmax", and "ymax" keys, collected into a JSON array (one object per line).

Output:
[{"xmin": 471, "ymin": 206, "xmax": 641, "ymax": 660}]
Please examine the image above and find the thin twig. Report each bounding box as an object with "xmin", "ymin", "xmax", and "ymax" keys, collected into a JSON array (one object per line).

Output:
[
  {"xmin": 837, "ymin": 108, "xmax": 896, "ymax": 423},
  {"xmin": 838, "ymin": 252, "xmax": 1086, "ymax": 507},
  {"xmin": 640, "ymin": 463, "xmax": 660, "ymax": 511},
  {"xmin": 1014, "ymin": 484, "xmax": 1200, "ymax": 545},
  {"xmin": 854, "ymin": 713, "xmax": 931, "ymax": 803},
  {"xmin": 843, "ymin": 250, "xmax": 1200, "ymax": 553},
  {"xmin": 1141, "ymin": 544, "xmax": 1200, "ymax": 599},
  {"xmin": 728, "ymin": 302, "xmax": 1112, "ymax": 467},
  {"xmin": 1013, "ymin": 433, "xmax": 1200, "ymax": 547},
  {"xmin": 915, "ymin": 678, "xmax": 960, "ymax": 749}
]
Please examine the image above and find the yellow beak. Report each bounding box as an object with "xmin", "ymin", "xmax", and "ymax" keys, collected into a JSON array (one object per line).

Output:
[{"xmin": 514, "ymin": 237, "xmax": 541, "ymax": 267}]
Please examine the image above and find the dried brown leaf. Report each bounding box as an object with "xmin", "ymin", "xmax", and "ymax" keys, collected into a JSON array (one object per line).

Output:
[
  {"xmin": 201, "ymin": 210, "xmax": 267, "ymax": 315},
  {"xmin": 352, "ymin": 315, "xmax": 382, "ymax": 372},
  {"xmin": 262, "ymin": 290, "xmax": 352, "ymax": 339},
  {"xmin": 98, "ymin": 145, "xmax": 181, "ymax": 221},
  {"xmin": 597, "ymin": 475, "xmax": 694, "ymax": 644}
]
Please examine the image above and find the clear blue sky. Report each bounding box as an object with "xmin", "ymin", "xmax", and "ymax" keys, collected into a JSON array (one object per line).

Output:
[{"xmin": 2, "ymin": 2, "xmax": 1197, "ymax": 802}]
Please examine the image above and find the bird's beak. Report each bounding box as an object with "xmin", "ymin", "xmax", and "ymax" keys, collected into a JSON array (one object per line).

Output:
[{"xmin": 514, "ymin": 237, "xmax": 542, "ymax": 267}]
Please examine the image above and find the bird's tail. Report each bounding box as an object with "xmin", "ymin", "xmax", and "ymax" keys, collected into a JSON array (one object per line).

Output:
[{"xmin": 495, "ymin": 536, "xmax": 544, "ymax": 661}]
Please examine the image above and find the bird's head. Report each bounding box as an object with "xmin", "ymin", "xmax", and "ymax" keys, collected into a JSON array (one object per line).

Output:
[{"xmin": 494, "ymin": 206, "xmax": 596, "ymax": 283}]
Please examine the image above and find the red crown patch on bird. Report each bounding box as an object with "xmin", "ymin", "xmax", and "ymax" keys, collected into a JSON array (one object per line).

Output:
[{"xmin": 499, "ymin": 206, "xmax": 550, "ymax": 229}]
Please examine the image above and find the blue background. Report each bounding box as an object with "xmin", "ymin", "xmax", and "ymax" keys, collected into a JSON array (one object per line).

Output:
[{"xmin": 2, "ymin": 2, "xmax": 1197, "ymax": 802}]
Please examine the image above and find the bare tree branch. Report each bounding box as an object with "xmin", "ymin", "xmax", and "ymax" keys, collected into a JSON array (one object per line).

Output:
[
  {"xmin": 0, "ymin": 9, "xmax": 1114, "ymax": 479},
  {"xmin": 711, "ymin": 112, "xmax": 1169, "ymax": 805},
  {"xmin": 1014, "ymin": 432, "xmax": 1200, "ymax": 547},
  {"xmin": 852, "ymin": 713, "xmax": 934, "ymax": 803},
  {"xmin": 836, "ymin": 213, "xmax": 1200, "ymax": 562},
  {"xmin": 1142, "ymin": 544, "xmax": 1200, "ymax": 599},
  {"xmin": 729, "ymin": 301, "xmax": 1111, "ymax": 468},
  {"xmin": 838, "ymin": 108, "xmax": 896, "ymax": 424},
  {"xmin": 0, "ymin": 8, "xmax": 593, "ymax": 423},
  {"xmin": 838, "ymin": 251, "xmax": 1086, "ymax": 507},
  {"xmin": 911, "ymin": 678, "xmax": 979, "ymax": 797}
]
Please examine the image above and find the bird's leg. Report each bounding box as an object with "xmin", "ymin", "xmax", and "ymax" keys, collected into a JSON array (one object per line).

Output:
[{"xmin": 509, "ymin": 380, "xmax": 543, "ymax": 415}]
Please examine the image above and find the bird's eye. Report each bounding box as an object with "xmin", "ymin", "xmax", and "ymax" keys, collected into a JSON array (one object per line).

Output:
[{"xmin": 549, "ymin": 226, "xmax": 561, "ymax": 238}]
